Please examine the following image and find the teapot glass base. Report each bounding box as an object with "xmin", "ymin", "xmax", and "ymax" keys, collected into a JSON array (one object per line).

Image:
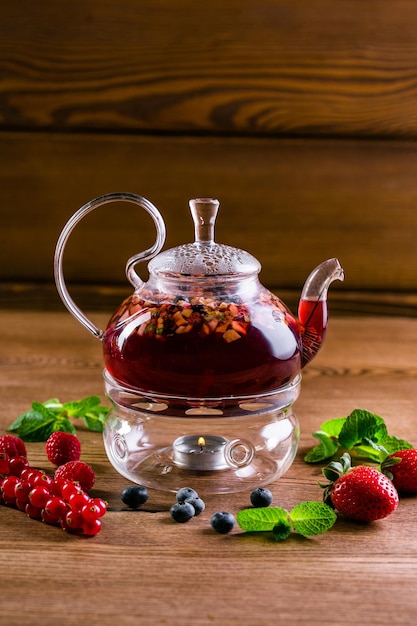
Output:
[{"xmin": 103, "ymin": 372, "xmax": 301, "ymax": 494}]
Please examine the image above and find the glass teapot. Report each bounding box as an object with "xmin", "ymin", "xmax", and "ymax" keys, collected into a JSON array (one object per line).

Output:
[{"xmin": 54, "ymin": 193, "xmax": 344, "ymax": 493}]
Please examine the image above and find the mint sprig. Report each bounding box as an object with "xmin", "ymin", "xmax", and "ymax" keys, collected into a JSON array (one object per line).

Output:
[
  {"xmin": 304, "ymin": 408, "xmax": 413, "ymax": 464},
  {"xmin": 236, "ymin": 502, "xmax": 336, "ymax": 540},
  {"xmin": 7, "ymin": 395, "xmax": 110, "ymax": 442}
]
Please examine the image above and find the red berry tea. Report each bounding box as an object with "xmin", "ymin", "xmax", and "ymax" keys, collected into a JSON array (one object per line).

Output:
[{"xmin": 102, "ymin": 288, "xmax": 304, "ymax": 399}]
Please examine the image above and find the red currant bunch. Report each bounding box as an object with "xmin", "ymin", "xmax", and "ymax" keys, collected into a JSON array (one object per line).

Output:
[{"xmin": 0, "ymin": 438, "xmax": 107, "ymax": 537}]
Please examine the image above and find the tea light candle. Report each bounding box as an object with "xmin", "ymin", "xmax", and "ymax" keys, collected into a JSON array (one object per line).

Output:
[{"xmin": 173, "ymin": 435, "xmax": 228, "ymax": 471}]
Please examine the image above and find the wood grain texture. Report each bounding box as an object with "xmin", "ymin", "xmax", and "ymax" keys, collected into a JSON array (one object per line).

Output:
[
  {"xmin": 1, "ymin": 0, "xmax": 417, "ymax": 137},
  {"xmin": 1, "ymin": 311, "xmax": 417, "ymax": 625},
  {"xmin": 1, "ymin": 131, "xmax": 417, "ymax": 297},
  {"xmin": 2, "ymin": 0, "xmax": 417, "ymax": 314}
]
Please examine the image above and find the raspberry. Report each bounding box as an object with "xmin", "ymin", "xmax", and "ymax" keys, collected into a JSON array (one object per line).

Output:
[
  {"xmin": 0, "ymin": 435, "xmax": 26, "ymax": 458},
  {"xmin": 46, "ymin": 432, "xmax": 81, "ymax": 466},
  {"xmin": 54, "ymin": 461, "xmax": 95, "ymax": 492}
]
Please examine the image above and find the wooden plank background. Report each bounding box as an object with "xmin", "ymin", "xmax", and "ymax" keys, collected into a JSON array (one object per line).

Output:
[{"xmin": 1, "ymin": 0, "xmax": 417, "ymax": 314}]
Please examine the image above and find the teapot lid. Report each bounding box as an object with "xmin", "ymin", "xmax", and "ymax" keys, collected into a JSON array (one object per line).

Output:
[{"xmin": 148, "ymin": 198, "xmax": 261, "ymax": 277}]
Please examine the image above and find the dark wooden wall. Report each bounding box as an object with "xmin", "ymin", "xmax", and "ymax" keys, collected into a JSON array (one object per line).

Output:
[{"xmin": 2, "ymin": 0, "xmax": 417, "ymax": 315}]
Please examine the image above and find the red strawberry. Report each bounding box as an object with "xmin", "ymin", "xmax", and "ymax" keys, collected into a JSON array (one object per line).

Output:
[
  {"xmin": 46, "ymin": 432, "xmax": 81, "ymax": 466},
  {"xmin": 321, "ymin": 453, "xmax": 399, "ymax": 522},
  {"xmin": 382, "ymin": 449, "xmax": 417, "ymax": 494},
  {"xmin": 0, "ymin": 435, "xmax": 27, "ymax": 458},
  {"xmin": 54, "ymin": 461, "xmax": 95, "ymax": 492}
]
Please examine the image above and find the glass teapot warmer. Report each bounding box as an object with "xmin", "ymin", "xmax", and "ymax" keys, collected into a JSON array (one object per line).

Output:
[
  {"xmin": 102, "ymin": 370, "xmax": 301, "ymax": 494},
  {"xmin": 54, "ymin": 194, "xmax": 343, "ymax": 494}
]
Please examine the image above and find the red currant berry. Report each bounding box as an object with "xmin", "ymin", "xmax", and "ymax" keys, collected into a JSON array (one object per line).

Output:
[
  {"xmin": 65, "ymin": 509, "xmax": 84, "ymax": 530},
  {"xmin": 29, "ymin": 486, "xmax": 51, "ymax": 509},
  {"xmin": 14, "ymin": 479, "xmax": 31, "ymax": 503},
  {"xmin": 68, "ymin": 491, "xmax": 90, "ymax": 511},
  {"xmin": 19, "ymin": 467, "xmax": 36, "ymax": 482},
  {"xmin": 25, "ymin": 469, "xmax": 46, "ymax": 487},
  {"xmin": 50, "ymin": 479, "xmax": 64, "ymax": 497},
  {"xmin": 16, "ymin": 498, "xmax": 28, "ymax": 512},
  {"xmin": 82, "ymin": 518, "xmax": 102, "ymax": 536},
  {"xmin": 8, "ymin": 456, "xmax": 29, "ymax": 477},
  {"xmin": 25, "ymin": 502, "xmax": 43, "ymax": 519},
  {"xmin": 41, "ymin": 509, "xmax": 61, "ymax": 525},
  {"xmin": 0, "ymin": 453, "xmax": 10, "ymax": 475},
  {"xmin": 31, "ymin": 473, "xmax": 53, "ymax": 488},
  {"xmin": 90, "ymin": 497, "xmax": 107, "ymax": 517},
  {"xmin": 60, "ymin": 480, "xmax": 81, "ymax": 501},
  {"xmin": 44, "ymin": 497, "xmax": 67, "ymax": 522},
  {"xmin": 81, "ymin": 503, "xmax": 102, "ymax": 523},
  {"xmin": 1, "ymin": 475, "xmax": 19, "ymax": 500}
]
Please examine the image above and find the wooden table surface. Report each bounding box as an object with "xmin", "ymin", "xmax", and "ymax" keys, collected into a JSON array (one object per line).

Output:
[{"xmin": 1, "ymin": 310, "xmax": 417, "ymax": 626}]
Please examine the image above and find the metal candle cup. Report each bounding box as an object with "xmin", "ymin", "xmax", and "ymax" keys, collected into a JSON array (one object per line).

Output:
[{"xmin": 173, "ymin": 435, "xmax": 228, "ymax": 471}]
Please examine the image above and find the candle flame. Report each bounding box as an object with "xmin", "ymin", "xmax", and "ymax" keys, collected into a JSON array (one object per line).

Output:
[{"xmin": 197, "ymin": 436, "xmax": 206, "ymax": 449}]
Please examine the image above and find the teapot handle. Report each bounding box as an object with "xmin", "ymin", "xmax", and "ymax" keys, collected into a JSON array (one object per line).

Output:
[{"xmin": 54, "ymin": 192, "xmax": 166, "ymax": 339}]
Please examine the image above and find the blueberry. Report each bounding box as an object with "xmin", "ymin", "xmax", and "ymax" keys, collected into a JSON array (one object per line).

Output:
[
  {"xmin": 184, "ymin": 496, "xmax": 205, "ymax": 516},
  {"xmin": 250, "ymin": 487, "xmax": 273, "ymax": 508},
  {"xmin": 170, "ymin": 501, "xmax": 195, "ymax": 523},
  {"xmin": 210, "ymin": 511, "xmax": 235, "ymax": 534},
  {"xmin": 121, "ymin": 485, "xmax": 149, "ymax": 508},
  {"xmin": 175, "ymin": 487, "xmax": 199, "ymax": 503}
]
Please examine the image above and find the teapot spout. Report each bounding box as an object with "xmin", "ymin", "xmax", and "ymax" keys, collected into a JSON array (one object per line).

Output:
[{"xmin": 298, "ymin": 258, "xmax": 344, "ymax": 367}]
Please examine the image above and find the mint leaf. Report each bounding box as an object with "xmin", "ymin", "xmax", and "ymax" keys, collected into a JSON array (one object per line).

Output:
[
  {"xmin": 304, "ymin": 417, "xmax": 346, "ymax": 463},
  {"xmin": 62, "ymin": 396, "xmax": 109, "ymax": 432},
  {"xmin": 304, "ymin": 431, "xmax": 339, "ymax": 463},
  {"xmin": 236, "ymin": 507, "xmax": 289, "ymax": 532},
  {"xmin": 52, "ymin": 417, "xmax": 76, "ymax": 435},
  {"xmin": 338, "ymin": 409, "xmax": 387, "ymax": 449},
  {"xmin": 7, "ymin": 413, "xmax": 28, "ymax": 432},
  {"xmin": 11, "ymin": 410, "xmax": 57, "ymax": 442},
  {"xmin": 237, "ymin": 502, "xmax": 337, "ymax": 539},
  {"xmin": 353, "ymin": 443, "xmax": 382, "ymax": 463},
  {"xmin": 289, "ymin": 501, "xmax": 337, "ymax": 536},
  {"xmin": 9, "ymin": 401, "xmax": 58, "ymax": 433},
  {"xmin": 62, "ymin": 395, "xmax": 102, "ymax": 417},
  {"xmin": 82, "ymin": 412, "xmax": 107, "ymax": 432},
  {"xmin": 320, "ymin": 417, "xmax": 346, "ymax": 437},
  {"xmin": 31, "ymin": 401, "xmax": 57, "ymax": 420},
  {"xmin": 42, "ymin": 399, "xmax": 64, "ymax": 414},
  {"xmin": 272, "ymin": 519, "xmax": 292, "ymax": 541},
  {"xmin": 304, "ymin": 408, "xmax": 414, "ymax": 466},
  {"xmin": 7, "ymin": 395, "xmax": 110, "ymax": 441},
  {"xmin": 377, "ymin": 435, "xmax": 413, "ymax": 454}
]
